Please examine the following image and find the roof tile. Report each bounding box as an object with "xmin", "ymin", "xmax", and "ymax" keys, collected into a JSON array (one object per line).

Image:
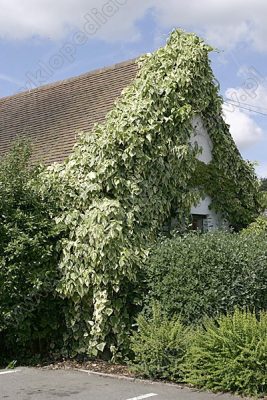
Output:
[{"xmin": 0, "ymin": 59, "xmax": 138, "ymax": 164}]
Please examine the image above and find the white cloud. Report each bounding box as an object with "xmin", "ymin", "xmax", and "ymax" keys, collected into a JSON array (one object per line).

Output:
[
  {"xmin": 151, "ymin": 0, "xmax": 267, "ymax": 51},
  {"xmin": 223, "ymin": 107, "xmax": 263, "ymax": 149},
  {"xmin": 223, "ymin": 79, "xmax": 267, "ymax": 149},
  {"xmin": 152, "ymin": 0, "xmax": 249, "ymax": 49},
  {"xmin": 1, "ymin": 0, "xmax": 267, "ymax": 52},
  {"xmin": 226, "ymin": 79, "xmax": 267, "ymax": 112},
  {"xmin": 0, "ymin": 0, "xmax": 149, "ymax": 42}
]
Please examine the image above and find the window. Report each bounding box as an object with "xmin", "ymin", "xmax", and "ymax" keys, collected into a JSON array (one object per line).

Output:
[{"xmin": 191, "ymin": 214, "xmax": 207, "ymax": 232}]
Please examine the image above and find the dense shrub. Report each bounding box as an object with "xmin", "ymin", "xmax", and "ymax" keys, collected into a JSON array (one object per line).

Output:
[
  {"xmin": 0, "ymin": 142, "xmax": 65, "ymax": 362},
  {"xmin": 184, "ymin": 309, "xmax": 267, "ymax": 397},
  {"xmin": 242, "ymin": 216, "xmax": 267, "ymax": 235},
  {"xmin": 130, "ymin": 304, "xmax": 189, "ymax": 380},
  {"xmin": 145, "ymin": 232, "xmax": 267, "ymax": 324}
]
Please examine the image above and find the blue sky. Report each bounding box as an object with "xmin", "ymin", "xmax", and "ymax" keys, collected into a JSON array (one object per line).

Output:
[{"xmin": 0, "ymin": 0, "xmax": 267, "ymax": 176}]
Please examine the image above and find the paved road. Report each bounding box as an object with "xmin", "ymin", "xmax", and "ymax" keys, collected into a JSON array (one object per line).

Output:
[{"xmin": 0, "ymin": 368, "xmax": 242, "ymax": 400}]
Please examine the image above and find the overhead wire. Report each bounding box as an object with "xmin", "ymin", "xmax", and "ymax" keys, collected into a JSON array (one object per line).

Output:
[{"xmin": 223, "ymin": 99, "xmax": 267, "ymax": 117}]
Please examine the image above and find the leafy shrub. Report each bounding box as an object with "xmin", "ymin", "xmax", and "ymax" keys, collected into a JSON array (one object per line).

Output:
[
  {"xmin": 0, "ymin": 141, "xmax": 65, "ymax": 361},
  {"xmin": 130, "ymin": 304, "xmax": 189, "ymax": 381},
  {"xmin": 242, "ymin": 216, "xmax": 267, "ymax": 235},
  {"xmin": 184, "ymin": 309, "xmax": 267, "ymax": 397},
  {"xmin": 145, "ymin": 232, "xmax": 267, "ymax": 324}
]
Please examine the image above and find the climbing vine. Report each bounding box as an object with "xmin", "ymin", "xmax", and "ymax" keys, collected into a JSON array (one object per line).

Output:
[
  {"xmin": 39, "ymin": 29, "xmax": 262, "ymax": 358},
  {"xmin": 201, "ymin": 114, "xmax": 262, "ymax": 230},
  {"xmin": 191, "ymin": 158, "xmax": 262, "ymax": 230}
]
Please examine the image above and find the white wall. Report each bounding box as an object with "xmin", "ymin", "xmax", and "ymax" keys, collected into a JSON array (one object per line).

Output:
[
  {"xmin": 190, "ymin": 115, "xmax": 213, "ymax": 164},
  {"xmin": 191, "ymin": 195, "xmax": 212, "ymax": 215},
  {"xmin": 189, "ymin": 116, "xmax": 227, "ymax": 231}
]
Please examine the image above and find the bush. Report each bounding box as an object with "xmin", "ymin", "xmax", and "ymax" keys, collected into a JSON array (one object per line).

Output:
[
  {"xmin": 0, "ymin": 142, "xmax": 65, "ymax": 362},
  {"xmin": 242, "ymin": 216, "xmax": 267, "ymax": 235},
  {"xmin": 184, "ymin": 309, "xmax": 267, "ymax": 397},
  {"xmin": 129, "ymin": 303, "xmax": 189, "ymax": 381},
  {"xmin": 145, "ymin": 232, "xmax": 267, "ymax": 324}
]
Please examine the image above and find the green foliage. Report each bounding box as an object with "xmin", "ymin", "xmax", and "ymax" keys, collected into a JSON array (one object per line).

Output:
[
  {"xmin": 0, "ymin": 141, "xmax": 65, "ymax": 361},
  {"xmin": 184, "ymin": 309, "xmax": 267, "ymax": 397},
  {"xmin": 261, "ymin": 178, "xmax": 267, "ymax": 192},
  {"xmin": 242, "ymin": 216, "xmax": 267, "ymax": 235},
  {"xmin": 130, "ymin": 303, "xmax": 189, "ymax": 381},
  {"xmin": 6, "ymin": 360, "xmax": 17, "ymax": 369},
  {"xmin": 261, "ymin": 191, "xmax": 267, "ymax": 210},
  {"xmin": 38, "ymin": 29, "xmax": 261, "ymax": 358},
  {"xmin": 145, "ymin": 232, "xmax": 267, "ymax": 324},
  {"xmin": 192, "ymin": 160, "xmax": 262, "ymax": 230}
]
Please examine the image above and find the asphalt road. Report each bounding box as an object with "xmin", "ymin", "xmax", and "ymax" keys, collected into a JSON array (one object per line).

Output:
[{"xmin": 0, "ymin": 367, "xmax": 242, "ymax": 400}]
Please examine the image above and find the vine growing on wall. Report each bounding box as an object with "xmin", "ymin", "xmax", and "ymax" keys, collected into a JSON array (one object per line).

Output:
[{"xmin": 39, "ymin": 29, "xmax": 262, "ymax": 358}]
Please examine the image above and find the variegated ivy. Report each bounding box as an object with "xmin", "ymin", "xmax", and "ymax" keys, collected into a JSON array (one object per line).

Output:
[{"xmin": 39, "ymin": 29, "xmax": 261, "ymax": 358}]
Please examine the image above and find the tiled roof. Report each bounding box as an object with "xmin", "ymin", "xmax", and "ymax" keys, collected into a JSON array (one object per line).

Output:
[{"xmin": 0, "ymin": 59, "xmax": 138, "ymax": 165}]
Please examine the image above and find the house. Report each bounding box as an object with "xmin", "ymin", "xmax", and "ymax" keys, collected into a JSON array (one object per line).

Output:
[{"xmin": 0, "ymin": 33, "xmax": 258, "ymax": 232}]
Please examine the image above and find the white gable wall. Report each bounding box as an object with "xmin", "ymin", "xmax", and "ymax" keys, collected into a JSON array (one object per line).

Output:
[
  {"xmin": 189, "ymin": 116, "xmax": 227, "ymax": 231},
  {"xmin": 190, "ymin": 116, "xmax": 213, "ymax": 164}
]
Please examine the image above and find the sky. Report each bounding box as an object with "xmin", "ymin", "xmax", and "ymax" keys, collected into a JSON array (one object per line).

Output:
[{"xmin": 0, "ymin": 0, "xmax": 267, "ymax": 177}]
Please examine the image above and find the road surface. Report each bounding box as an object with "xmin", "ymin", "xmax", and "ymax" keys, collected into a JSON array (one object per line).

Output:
[{"xmin": 0, "ymin": 367, "xmax": 243, "ymax": 400}]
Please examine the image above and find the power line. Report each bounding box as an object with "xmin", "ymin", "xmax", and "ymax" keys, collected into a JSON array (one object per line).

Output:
[
  {"xmin": 224, "ymin": 98, "xmax": 267, "ymax": 113},
  {"xmin": 223, "ymin": 101, "xmax": 267, "ymax": 117},
  {"xmin": 224, "ymin": 102, "xmax": 267, "ymax": 116}
]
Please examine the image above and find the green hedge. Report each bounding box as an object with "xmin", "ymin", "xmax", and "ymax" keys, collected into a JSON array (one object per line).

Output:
[
  {"xmin": 144, "ymin": 232, "xmax": 267, "ymax": 324},
  {"xmin": 185, "ymin": 309, "xmax": 267, "ymax": 397}
]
